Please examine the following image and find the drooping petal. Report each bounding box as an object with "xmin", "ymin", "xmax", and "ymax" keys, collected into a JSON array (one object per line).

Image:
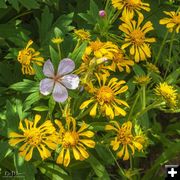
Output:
[
  {"xmin": 79, "ymin": 139, "xmax": 95, "ymax": 148},
  {"xmin": 57, "ymin": 58, "xmax": 75, "ymax": 76},
  {"xmin": 40, "ymin": 78, "xmax": 54, "ymax": 95},
  {"xmin": 61, "ymin": 74, "xmax": 79, "ymax": 89},
  {"xmin": 64, "ymin": 149, "xmax": 70, "ymax": 167},
  {"xmin": 56, "ymin": 148, "xmax": 65, "ymax": 164},
  {"xmin": 43, "ymin": 59, "xmax": 55, "ymax": 78},
  {"xmin": 52, "ymin": 82, "xmax": 68, "ymax": 102},
  {"xmin": 72, "ymin": 147, "xmax": 80, "ymax": 160},
  {"xmin": 25, "ymin": 146, "xmax": 34, "ymax": 161}
]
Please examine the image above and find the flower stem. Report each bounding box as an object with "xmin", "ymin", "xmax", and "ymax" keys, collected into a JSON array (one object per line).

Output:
[
  {"xmin": 128, "ymin": 90, "xmax": 140, "ymax": 121},
  {"xmin": 164, "ymin": 30, "xmax": 176, "ymax": 79},
  {"xmin": 57, "ymin": 44, "xmax": 61, "ymax": 59},
  {"xmin": 154, "ymin": 30, "xmax": 169, "ymax": 65},
  {"xmin": 142, "ymin": 85, "xmax": 146, "ymax": 110}
]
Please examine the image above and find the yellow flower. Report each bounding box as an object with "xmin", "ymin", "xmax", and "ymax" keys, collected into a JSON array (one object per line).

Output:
[
  {"xmin": 104, "ymin": 48, "xmax": 134, "ymax": 73},
  {"xmin": 9, "ymin": 114, "xmax": 57, "ymax": 161},
  {"xmin": 119, "ymin": 14, "xmax": 156, "ymax": 62},
  {"xmin": 55, "ymin": 118, "xmax": 95, "ymax": 167},
  {"xmin": 17, "ymin": 40, "xmax": 44, "ymax": 75},
  {"xmin": 80, "ymin": 73, "xmax": 129, "ymax": 119},
  {"xmin": 51, "ymin": 37, "xmax": 64, "ymax": 44},
  {"xmin": 111, "ymin": 0, "xmax": 150, "ymax": 17},
  {"xmin": 105, "ymin": 121, "xmax": 144, "ymax": 160},
  {"xmin": 159, "ymin": 11, "xmax": 180, "ymax": 33},
  {"xmin": 74, "ymin": 29, "xmax": 91, "ymax": 41},
  {"xmin": 154, "ymin": 82, "xmax": 178, "ymax": 107},
  {"xmin": 145, "ymin": 62, "xmax": 160, "ymax": 74},
  {"xmin": 134, "ymin": 75, "xmax": 151, "ymax": 85},
  {"xmin": 83, "ymin": 39, "xmax": 119, "ymax": 60}
]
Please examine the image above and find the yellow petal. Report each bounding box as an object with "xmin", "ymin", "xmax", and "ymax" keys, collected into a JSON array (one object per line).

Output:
[
  {"xmin": 25, "ymin": 146, "xmax": 34, "ymax": 161},
  {"xmin": 133, "ymin": 141, "xmax": 143, "ymax": 151},
  {"xmin": 113, "ymin": 104, "xmax": 126, "ymax": 116},
  {"xmin": 105, "ymin": 104, "xmax": 114, "ymax": 119},
  {"xmin": 117, "ymin": 146, "xmax": 125, "ymax": 158},
  {"xmin": 9, "ymin": 138, "xmax": 25, "ymax": 146},
  {"xmin": 105, "ymin": 125, "xmax": 118, "ymax": 132},
  {"xmin": 123, "ymin": 145, "xmax": 129, "ymax": 160},
  {"xmin": 79, "ymin": 131, "xmax": 94, "ymax": 138},
  {"xmin": 9, "ymin": 132, "xmax": 24, "ymax": 138},
  {"xmin": 78, "ymin": 121, "xmax": 88, "ymax": 133},
  {"xmin": 77, "ymin": 146, "xmax": 89, "ymax": 159},
  {"xmin": 64, "ymin": 149, "xmax": 70, "ymax": 167},
  {"xmin": 90, "ymin": 103, "xmax": 98, "ymax": 117},
  {"xmin": 73, "ymin": 147, "xmax": 80, "ymax": 160},
  {"xmin": 33, "ymin": 114, "xmax": 41, "ymax": 127},
  {"xmin": 79, "ymin": 139, "xmax": 95, "ymax": 148},
  {"xmin": 56, "ymin": 148, "xmax": 65, "ymax": 164},
  {"xmin": 80, "ymin": 99, "xmax": 94, "ymax": 109}
]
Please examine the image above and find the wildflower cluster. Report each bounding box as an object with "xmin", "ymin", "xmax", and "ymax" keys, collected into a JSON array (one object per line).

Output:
[{"xmin": 1, "ymin": 0, "xmax": 179, "ymax": 179}]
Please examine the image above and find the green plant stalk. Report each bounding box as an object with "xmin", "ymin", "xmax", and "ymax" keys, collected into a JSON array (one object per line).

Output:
[
  {"xmin": 164, "ymin": 30, "xmax": 176, "ymax": 79},
  {"xmin": 128, "ymin": 90, "xmax": 140, "ymax": 121},
  {"xmin": 57, "ymin": 44, "xmax": 61, "ymax": 59},
  {"xmin": 154, "ymin": 30, "xmax": 169, "ymax": 65},
  {"xmin": 135, "ymin": 101, "xmax": 164, "ymax": 119},
  {"xmin": 142, "ymin": 85, "xmax": 146, "ymax": 110}
]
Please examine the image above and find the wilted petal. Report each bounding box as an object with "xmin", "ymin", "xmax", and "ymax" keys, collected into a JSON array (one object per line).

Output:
[
  {"xmin": 61, "ymin": 74, "xmax": 79, "ymax": 89},
  {"xmin": 57, "ymin": 58, "xmax": 75, "ymax": 76},
  {"xmin": 40, "ymin": 78, "xmax": 54, "ymax": 95},
  {"xmin": 52, "ymin": 82, "xmax": 68, "ymax": 102},
  {"xmin": 43, "ymin": 59, "xmax": 55, "ymax": 78}
]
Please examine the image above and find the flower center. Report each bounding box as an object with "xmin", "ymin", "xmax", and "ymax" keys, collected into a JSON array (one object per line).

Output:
[
  {"xmin": 126, "ymin": 0, "xmax": 141, "ymax": 8},
  {"xmin": 18, "ymin": 49, "xmax": 32, "ymax": 65},
  {"xmin": 96, "ymin": 86, "xmax": 114, "ymax": 103},
  {"xmin": 172, "ymin": 15, "xmax": 180, "ymax": 24},
  {"xmin": 130, "ymin": 30, "xmax": 145, "ymax": 45},
  {"xmin": 90, "ymin": 41, "xmax": 103, "ymax": 51},
  {"xmin": 118, "ymin": 129, "xmax": 133, "ymax": 145},
  {"xmin": 62, "ymin": 131, "xmax": 79, "ymax": 148},
  {"xmin": 24, "ymin": 128, "xmax": 42, "ymax": 146}
]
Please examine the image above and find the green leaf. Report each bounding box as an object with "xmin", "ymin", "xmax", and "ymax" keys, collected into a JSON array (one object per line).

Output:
[
  {"xmin": 0, "ymin": 0, "xmax": 7, "ymax": 8},
  {"xmin": 32, "ymin": 106, "xmax": 49, "ymax": 111},
  {"xmin": 166, "ymin": 67, "xmax": 180, "ymax": 84},
  {"xmin": 133, "ymin": 64, "xmax": 145, "ymax": 76},
  {"xmin": 49, "ymin": 45, "xmax": 59, "ymax": 69},
  {"xmin": 142, "ymin": 142, "xmax": 180, "ymax": 180},
  {"xmin": 48, "ymin": 96, "xmax": 56, "ymax": 115},
  {"xmin": 6, "ymin": 100, "xmax": 19, "ymax": 131},
  {"xmin": 36, "ymin": 6, "xmax": 53, "ymax": 44},
  {"xmin": 24, "ymin": 92, "xmax": 40, "ymax": 110},
  {"xmin": 18, "ymin": 0, "xmax": 39, "ymax": 9},
  {"xmin": 14, "ymin": 153, "xmax": 36, "ymax": 180},
  {"xmin": 69, "ymin": 42, "xmax": 87, "ymax": 66},
  {"xmin": 0, "ymin": 141, "xmax": 10, "ymax": 162},
  {"xmin": 8, "ymin": 0, "xmax": 19, "ymax": 11},
  {"xmin": 10, "ymin": 79, "xmax": 39, "ymax": 93},
  {"xmin": 86, "ymin": 154, "xmax": 110, "ymax": 179},
  {"xmin": 53, "ymin": 13, "xmax": 74, "ymax": 34},
  {"xmin": 33, "ymin": 63, "xmax": 44, "ymax": 80}
]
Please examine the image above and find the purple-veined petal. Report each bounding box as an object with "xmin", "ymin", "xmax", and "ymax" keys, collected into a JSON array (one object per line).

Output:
[
  {"xmin": 52, "ymin": 82, "xmax": 68, "ymax": 102},
  {"xmin": 57, "ymin": 58, "xmax": 75, "ymax": 76},
  {"xmin": 40, "ymin": 78, "xmax": 54, "ymax": 95},
  {"xmin": 61, "ymin": 74, "xmax": 79, "ymax": 89},
  {"xmin": 43, "ymin": 59, "xmax": 55, "ymax": 78}
]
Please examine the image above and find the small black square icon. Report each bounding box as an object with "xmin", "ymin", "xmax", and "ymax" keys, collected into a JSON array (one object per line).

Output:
[{"xmin": 165, "ymin": 165, "xmax": 180, "ymax": 179}]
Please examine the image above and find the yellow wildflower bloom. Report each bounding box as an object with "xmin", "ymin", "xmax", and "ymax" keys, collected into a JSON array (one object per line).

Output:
[
  {"xmin": 134, "ymin": 75, "xmax": 151, "ymax": 85},
  {"xmin": 119, "ymin": 14, "xmax": 156, "ymax": 62},
  {"xmin": 74, "ymin": 29, "xmax": 91, "ymax": 41},
  {"xmin": 80, "ymin": 73, "xmax": 129, "ymax": 119},
  {"xmin": 103, "ymin": 48, "xmax": 134, "ymax": 73},
  {"xmin": 51, "ymin": 37, "xmax": 64, "ymax": 44},
  {"xmin": 154, "ymin": 82, "xmax": 178, "ymax": 107},
  {"xmin": 145, "ymin": 62, "xmax": 160, "ymax": 74},
  {"xmin": 111, "ymin": 0, "xmax": 150, "ymax": 17},
  {"xmin": 105, "ymin": 121, "xmax": 144, "ymax": 160},
  {"xmin": 17, "ymin": 40, "xmax": 44, "ymax": 75},
  {"xmin": 159, "ymin": 11, "xmax": 180, "ymax": 33},
  {"xmin": 55, "ymin": 118, "xmax": 95, "ymax": 167},
  {"xmin": 9, "ymin": 114, "xmax": 57, "ymax": 161},
  {"xmin": 83, "ymin": 39, "xmax": 119, "ymax": 60}
]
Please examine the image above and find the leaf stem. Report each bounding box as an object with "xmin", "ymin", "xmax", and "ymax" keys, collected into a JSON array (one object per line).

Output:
[
  {"xmin": 154, "ymin": 30, "xmax": 169, "ymax": 65},
  {"xmin": 164, "ymin": 30, "xmax": 176, "ymax": 79},
  {"xmin": 142, "ymin": 85, "xmax": 146, "ymax": 110}
]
